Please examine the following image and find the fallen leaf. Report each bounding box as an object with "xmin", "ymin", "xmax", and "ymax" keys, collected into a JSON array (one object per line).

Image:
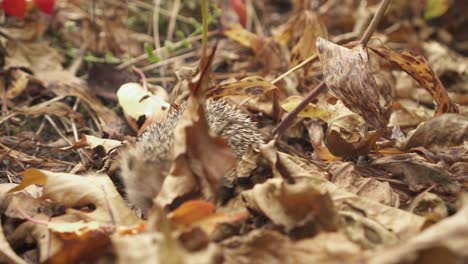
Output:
[
  {"xmin": 222, "ymin": 229, "xmax": 362, "ymax": 264},
  {"xmin": 328, "ymin": 161, "xmax": 400, "ymax": 207},
  {"xmin": 0, "ymin": 217, "xmax": 26, "ymax": 264},
  {"xmin": 372, "ymin": 153, "xmax": 460, "ymax": 193},
  {"xmin": 370, "ymin": 46, "xmax": 458, "ymax": 115},
  {"xmin": 206, "ymin": 76, "xmax": 276, "ymax": 100},
  {"xmin": 8, "ymin": 169, "xmax": 140, "ymax": 225},
  {"xmin": 245, "ymin": 177, "xmax": 339, "ymax": 233},
  {"xmin": 280, "ymin": 96, "xmax": 329, "ymax": 120},
  {"xmin": 401, "ymin": 114, "xmax": 468, "ymax": 152},
  {"xmin": 317, "ymin": 38, "xmax": 390, "ymax": 137},
  {"xmin": 274, "ymin": 9, "xmax": 327, "ymax": 67},
  {"xmin": 224, "ymin": 25, "xmax": 286, "ymax": 72},
  {"xmin": 169, "ymin": 200, "xmax": 216, "ymax": 226},
  {"xmin": 368, "ymin": 199, "xmax": 468, "ymax": 264}
]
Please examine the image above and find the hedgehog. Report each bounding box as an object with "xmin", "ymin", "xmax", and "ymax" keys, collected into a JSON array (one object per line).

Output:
[{"xmin": 119, "ymin": 100, "xmax": 264, "ymax": 213}]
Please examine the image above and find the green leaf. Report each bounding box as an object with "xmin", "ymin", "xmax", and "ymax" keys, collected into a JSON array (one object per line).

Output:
[
  {"xmin": 424, "ymin": 0, "xmax": 449, "ymax": 20},
  {"xmin": 144, "ymin": 43, "xmax": 161, "ymax": 63}
]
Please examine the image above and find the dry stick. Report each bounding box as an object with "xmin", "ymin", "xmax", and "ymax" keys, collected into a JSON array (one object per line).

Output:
[
  {"xmin": 166, "ymin": 0, "xmax": 181, "ymax": 40},
  {"xmin": 272, "ymin": 0, "xmax": 393, "ymax": 137}
]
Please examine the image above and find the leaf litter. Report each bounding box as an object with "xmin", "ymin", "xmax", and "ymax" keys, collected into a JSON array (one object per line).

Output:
[{"xmin": 1, "ymin": 0, "xmax": 468, "ymax": 263}]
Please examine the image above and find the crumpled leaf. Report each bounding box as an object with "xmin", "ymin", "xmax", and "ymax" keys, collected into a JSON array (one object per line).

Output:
[
  {"xmin": 317, "ymin": 37, "xmax": 390, "ymax": 137},
  {"xmin": 400, "ymin": 114, "xmax": 468, "ymax": 152},
  {"xmin": 372, "ymin": 153, "xmax": 460, "ymax": 193},
  {"xmin": 8, "ymin": 169, "xmax": 140, "ymax": 225},
  {"xmin": 205, "ymin": 76, "xmax": 276, "ymax": 100},
  {"xmin": 328, "ymin": 162, "xmax": 400, "ymax": 207},
  {"xmin": 222, "ymin": 229, "xmax": 362, "ymax": 264},
  {"xmin": 242, "ymin": 178, "xmax": 339, "ymax": 231},
  {"xmin": 370, "ymin": 46, "xmax": 458, "ymax": 115},
  {"xmin": 274, "ymin": 9, "xmax": 327, "ymax": 67},
  {"xmin": 0, "ymin": 217, "xmax": 26, "ymax": 264},
  {"xmin": 111, "ymin": 232, "xmax": 221, "ymax": 264},
  {"xmin": 326, "ymin": 113, "xmax": 379, "ymax": 157},
  {"xmin": 368, "ymin": 199, "xmax": 468, "ymax": 264},
  {"xmin": 44, "ymin": 222, "xmax": 112, "ymax": 264}
]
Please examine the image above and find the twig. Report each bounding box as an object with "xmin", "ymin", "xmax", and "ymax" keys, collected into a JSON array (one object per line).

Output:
[
  {"xmin": 271, "ymin": 0, "xmax": 393, "ymax": 137},
  {"xmin": 166, "ymin": 0, "xmax": 181, "ymax": 40},
  {"xmin": 271, "ymin": 54, "xmax": 318, "ymax": 85},
  {"xmin": 152, "ymin": 0, "xmax": 161, "ymax": 49},
  {"xmin": 132, "ymin": 66, "xmax": 148, "ymax": 90},
  {"xmin": 272, "ymin": 80, "xmax": 326, "ymax": 136},
  {"xmin": 359, "ymin": 0, "xmax": 392, "ymax": 47}
]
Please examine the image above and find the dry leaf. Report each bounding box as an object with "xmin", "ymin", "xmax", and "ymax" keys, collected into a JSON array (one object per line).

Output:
[
  {"xmin": 368, "ymin": 201, "xmax": 468, "ymax": 264},
  {"xmin": 401, "ymin": 114, "xmax": 468, "ymax": 152},
  {"xmin": 274, "ymin": 10, "xmax": 327, "ymax": 67},
  {"xmin": 317, "ymin": 37, "xmax": 390, "ymax": 137},
  {"xmin": 255, "ymin": 143, "xmax": 427, "ymax": 239},
  {"xmin": 326, "ymin": 113, "xmax": 378, "ymax": 157},
  {"xmin": 205, "ymin": 76, "xmax": 276, "ymax": 100},
  {"xmin": 242, "ymin": 178, "xmax": 339, "ymax": 231},
  {"xmin": 222, "ymin": 229, "xmax": 362, "ymax": 264},
  {"xmin": 370, "ymin": 46, "xmax": 458, "ymax": 115},
  {"xmin": 169, "ymin": 200, "xmax": 216, "ymax": 226},
  {"xmin": 8, "ymin": 169, "xmax": 140, "ymax": 225},
  {"xmin": 372, "ymin": 153, "xmax": 460, "ymax": 193},
  {"xmin": 281, "ymin": 96, "xmax": 329, "ymax": 120},
  {"xmin": 0, "ymin": 217, "xmax": 26, "ymax": 264},
  {"xmin": 328, "ymin": 162, "xmax": 400, "ymax": 207},
  {"xmin": 224, "ymin": 25, "xmax": 286, "ymax": 72}
]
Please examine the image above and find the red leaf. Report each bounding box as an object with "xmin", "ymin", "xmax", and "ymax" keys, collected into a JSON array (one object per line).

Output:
[
  {"xmin": 2, "ymin": 0, "xmax": 26, "ymax": 19},
  {"xmin": 229, "ymin": 0, "xmax": 247, "ymax": 27},
  {"xmin": 33, "ymin": 0, "xmax": 55, "ymax": 15}
]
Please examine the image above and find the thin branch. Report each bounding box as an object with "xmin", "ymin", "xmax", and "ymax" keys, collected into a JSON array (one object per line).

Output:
[
  {"xmin": 166, "ymin": 0, "xmax": 181, "ymax": 40},
  {"xmin": 152, "ymin": 0, "xmax": 161, "ymax": 50},
  {"xmin": 271, "ymin": 54, "xmax": 318, "ymax": 85},
  {"xmin": 359, "ymin": 0, "xmax": 392, "ymax": 47}
]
